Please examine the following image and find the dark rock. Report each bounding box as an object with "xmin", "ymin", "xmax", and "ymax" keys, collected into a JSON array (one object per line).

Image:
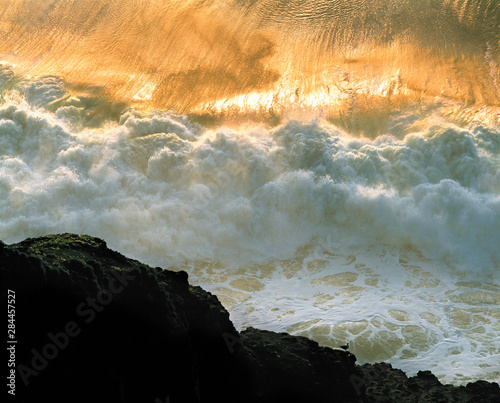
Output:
[
  {"xmin": 3, "ymin": 234, "xmax": 200, "ymax": 402},
  {"xmin": 360, "ymin": 363, "xmax": 500, "ymax": 402},
  {"xmin": 238, "ymin": 327, "xmax": 360, "ymax": 402},
  {"xmin": 2, "ymin": 234, "xmax": 499, "ymax": 403}
]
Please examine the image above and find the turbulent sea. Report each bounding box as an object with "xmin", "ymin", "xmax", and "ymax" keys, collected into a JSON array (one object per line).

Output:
[{"xmin": 1, "ymin": 0, "xmax": 500, "ymax": 385}]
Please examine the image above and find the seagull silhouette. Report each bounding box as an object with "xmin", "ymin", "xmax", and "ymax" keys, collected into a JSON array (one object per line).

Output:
[{"xmin": 340, "ymin": 342, "xmax": 350, "ymax": 351}]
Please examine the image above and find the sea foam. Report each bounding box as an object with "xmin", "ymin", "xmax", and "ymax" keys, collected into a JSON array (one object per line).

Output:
[{"xmin": 1, "ymin": 70, "xmax": 499, "ymax": 384}]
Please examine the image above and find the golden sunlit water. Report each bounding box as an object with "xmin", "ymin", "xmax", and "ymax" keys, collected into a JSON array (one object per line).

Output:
[{"xmin": 1, "ymin": 0, "xmax": 499, "ymax": 115}]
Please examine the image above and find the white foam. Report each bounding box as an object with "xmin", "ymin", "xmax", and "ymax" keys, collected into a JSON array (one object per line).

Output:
[{"xmin": 1, "ymin": 72, "xmax": 499, "ymax": 384}]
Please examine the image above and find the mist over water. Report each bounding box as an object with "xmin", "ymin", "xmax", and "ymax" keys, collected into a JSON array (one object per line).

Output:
[{"xmin": 1, "ymin": 0, "xmax": 499, "ymax": 385}]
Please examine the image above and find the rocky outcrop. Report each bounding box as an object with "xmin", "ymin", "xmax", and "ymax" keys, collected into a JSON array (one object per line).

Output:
[
  {"xmin": 2, "ymin": 234, "xmax": 499, "ymax": 403},
  {"xmin": 358, "ymin": 363, "xmax": 500, "ymax": 403},
  {"xmin": 238, "ymin": 327, "xmax": 360, "ymax": 402}
]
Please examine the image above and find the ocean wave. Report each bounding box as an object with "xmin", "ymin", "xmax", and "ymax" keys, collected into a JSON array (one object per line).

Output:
[{"xmin": 1, "ymin": 72, "xmax": 499, "ymax": 271}]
